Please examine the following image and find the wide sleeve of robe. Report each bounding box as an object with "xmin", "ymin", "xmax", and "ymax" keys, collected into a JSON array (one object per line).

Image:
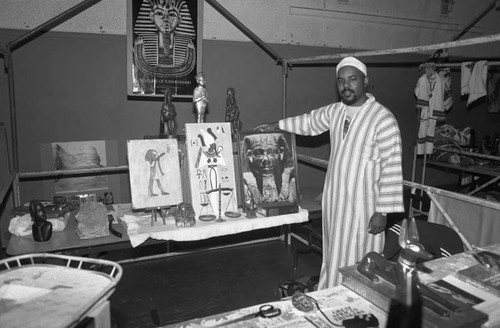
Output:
[
  {"xmin": 373, "ymin": 113, "xmax": 405, "ymax": 214},
  {"xmin": 278, "ymin": 104, "xmax": 336, "ymax": 136}
]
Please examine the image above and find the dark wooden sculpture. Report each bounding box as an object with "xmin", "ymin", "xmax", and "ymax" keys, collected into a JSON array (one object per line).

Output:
[
  {"xmin": 224, "ymin": 87, "xmax": 241, "ymax": 135},
  {"xmin": 29, "ymin": 200, "xmax": 53, "ymax": 242},
  {"xmin": 160, "ymin": 87, "xmax": 177, "ymax": 138}
]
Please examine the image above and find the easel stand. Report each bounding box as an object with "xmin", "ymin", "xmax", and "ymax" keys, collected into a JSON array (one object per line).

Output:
[{"xmin": 149, "ymin": 206, "xmax": 172, "ymax": 227}]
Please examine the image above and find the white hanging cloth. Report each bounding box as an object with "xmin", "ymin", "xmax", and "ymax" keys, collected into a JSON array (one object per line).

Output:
[{"xmin": 461, "ymin": 61, "xmax": 488, "ymax": 107}]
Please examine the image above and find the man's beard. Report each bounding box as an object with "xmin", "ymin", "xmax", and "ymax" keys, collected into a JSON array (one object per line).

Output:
[{"xmin": 340, "ymin": 89, "xmax": 358, "ymax": 105}]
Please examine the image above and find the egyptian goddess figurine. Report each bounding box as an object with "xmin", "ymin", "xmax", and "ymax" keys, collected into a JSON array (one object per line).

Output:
[
  {"xmin": 224, "ymin": 87, "xmax": 241, "ymax": 135},
  {"xmin": 160, "ymin": 87, "xmax": 177, "ymax": 138},
  {"xmin": 193, "ymin": 72, "xmax": 208, "ymax": 123},
  {"xmin": 29, "ymin": 200, "xmax": 53, "ymax": 242}
]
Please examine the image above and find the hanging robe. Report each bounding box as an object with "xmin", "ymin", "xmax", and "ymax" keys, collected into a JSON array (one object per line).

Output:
[{"xmin": 279, "ymin": 94, "xmax": 405, "ymax": 288}]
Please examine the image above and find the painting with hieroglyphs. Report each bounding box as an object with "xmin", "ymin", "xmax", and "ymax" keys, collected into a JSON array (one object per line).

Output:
[{"xmin": 185, "ymin": 123, "xmax": 238, "ymax": 220}]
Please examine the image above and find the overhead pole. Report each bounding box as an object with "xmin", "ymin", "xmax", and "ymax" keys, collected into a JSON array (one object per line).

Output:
[
  {"xmin": 3, "ymin": 0, "xmax": 103, "ymax": 178},
  {"xmin": 451, "ymin": 0, "xmax": 498, "ymax": 41},
  {"xmin": 3, "ymin": 49, "xmax": 17, "ymax": 175},
  {"xmin": 204, "ymin": 0, "xmax": 289, "ymax": 118},
  {"xmin": 8, "ymin": 0, "xmax": 103, "ymax": 51}
]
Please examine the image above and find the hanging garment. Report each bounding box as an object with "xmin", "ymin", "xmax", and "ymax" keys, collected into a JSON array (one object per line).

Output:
[
  {"xmin": 279, "ymin": 94, "xmax": 404, "ymax": 288},
  {"xmin": 428, "ymin": 72, "xmax": 445, "ymax": 119},
  {"xmin": 461, "ymin": 61, "xmax": 488, "ymax": 107},
  {"xmin": 440, "ymin": 68, "xmax": 453, "ymax": 111},
  {"xmin": 414, "ymin": 67, "xmax": 452, "ymax": 155},
  {"xmin": 415, "ymin": 74, "xmax": 437, "ymax": 155}
]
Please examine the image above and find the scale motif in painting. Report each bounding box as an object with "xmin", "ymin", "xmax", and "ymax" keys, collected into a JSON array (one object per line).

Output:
[{"xmin": 185, "ymin": 123, "xmax": 239, "ymax": 221}]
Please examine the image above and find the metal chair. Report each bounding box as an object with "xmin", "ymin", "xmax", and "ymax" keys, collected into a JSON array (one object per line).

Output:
[{"xmin": 383, "ymin": 219, "xmax": 464, "ymax": 262}]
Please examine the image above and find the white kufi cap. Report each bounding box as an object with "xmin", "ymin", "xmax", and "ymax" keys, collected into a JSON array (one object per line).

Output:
[{"xmin": 336, "ymin": 56, "xmax": 367, "ymax": 76}]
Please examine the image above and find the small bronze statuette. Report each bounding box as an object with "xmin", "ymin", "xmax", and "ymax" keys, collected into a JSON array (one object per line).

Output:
[
  {"xmin": 174, "ymin": 202, "xmax": 196, "ymax": 228},
  {"xmin": 193, "ymin": 72, "xmax": 208, "ymax": 123}
]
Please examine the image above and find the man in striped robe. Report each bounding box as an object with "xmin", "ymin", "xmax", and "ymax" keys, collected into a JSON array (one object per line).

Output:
[{"xmin": 256, "ymin": 57, "xmax": 404, "ymax": 288}]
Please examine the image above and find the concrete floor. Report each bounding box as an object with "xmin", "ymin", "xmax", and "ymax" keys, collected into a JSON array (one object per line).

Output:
[{"xmin": 106, "ymin": 227, "xmax": 322, "ymax": 328}]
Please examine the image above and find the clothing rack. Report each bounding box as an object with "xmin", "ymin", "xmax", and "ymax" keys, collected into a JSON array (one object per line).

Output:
[
  {"xmin": 297, "ymin": 153, "xmax": 500, "ymax": 250},
  {"xmin": 429, "ymin": 61, "xmax": 500, "ymax": 68},
  {"xmin": 286, "ymin": 33, "xmax": 500, "ymax": 65}
]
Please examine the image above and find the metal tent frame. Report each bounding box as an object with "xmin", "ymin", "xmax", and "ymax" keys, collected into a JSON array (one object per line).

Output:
[{"xmin": 1, "ymin": 0, "xmax": 499, "ymax": 252}]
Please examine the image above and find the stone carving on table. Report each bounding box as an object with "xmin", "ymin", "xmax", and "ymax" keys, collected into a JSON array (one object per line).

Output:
[
  {"xmin": 160, "ymin": 88, "xmax": 177, "ymax": 138},
  {"xmin": 29, "ymin": 200, "xmax": 53, "ymax": 242},
  {"xmin": 75, "ymin": 202, "xmax": 110, "ymax": 239},
  {"xmin": 193, "ymin": 72, "xmax": 208, "ymax": 123},
  {"xmin": 173, "ymin": 202, "xmax": 196, "ymax": 228},
  {"xmin": 224, "ymin": 87, "xmax": 241, "ymax": 136}
]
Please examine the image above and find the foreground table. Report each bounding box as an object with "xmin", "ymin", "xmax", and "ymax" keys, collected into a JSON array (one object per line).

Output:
[
  {"xmin": 166, "ymin": 244, "xmax": 500, "ymax": 328},
  {"xmin": 163, "ymin": 285, "xmax": 387, "ymax": 328}
]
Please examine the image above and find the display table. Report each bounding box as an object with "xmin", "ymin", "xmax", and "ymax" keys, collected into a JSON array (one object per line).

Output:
[
  {"xmin": 162, "ymin": 285, "xmax": 387, "ymax": 328},
  {"xmin": 6, "ymin": 205, "xmax": 309, "ymax": 256},
  {"xmin": 340, "ymin": 243, "xmax": 500, "ymax": 328},
  {"xmin": 427, "ymin": 159, "xmax": 500, "ymax": 194},
  {"xmin": 418, "ymin": 243, "xmax": 500, "ymax": 285},
  {"xmin": 6, "ymin": 210, "xmax": 131, "ymax": 256},
  {"xmin": 122, "ymin": 208, "xmax": 309, "ymax": 247}
]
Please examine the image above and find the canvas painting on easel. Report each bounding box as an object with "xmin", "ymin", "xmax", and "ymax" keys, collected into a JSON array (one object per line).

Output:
[
  {"xmin": 185, "ymin": 123, "xmax": 238, "ymax": 220},
  {"xmin": 127, "ymin": 139, "xmax": 183, "ymax": 210}
]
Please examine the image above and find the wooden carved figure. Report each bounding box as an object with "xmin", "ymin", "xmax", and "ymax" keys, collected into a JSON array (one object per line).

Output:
[
  {"xmin": 160, "ymin": 87, "xmax": 177, "ymax": 137},
  {"xmin": 29, "ymin": 200, "xmax": 53, "ymax": 242},
  {"xmin": 193, "ymin": 72, "xmax": 208, "ymax": 123},
  {"xmin": 224, "ymin": 87, "xmax": 241, "ymax": 135}
]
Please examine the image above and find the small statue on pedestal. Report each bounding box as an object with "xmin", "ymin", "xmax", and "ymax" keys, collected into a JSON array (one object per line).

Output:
[
  {"xmin": 224, "ymin": 87, "xmax": 241, "ymax": 135},
  {"xmin": 29, "ymin": 200, "xmax": 52, "ymax": 242},
  {"xmin": 193, "ymin": 72, "xmax": 208, "ymax": 123},
  {"xmin": 244, "ymin": 187, "xmax": 257, "ymax": 219},
  {"xmin": 174, "ymin": 202, "xmax": 196, "ymax": 227},
  {"xmin": 160, "ymin": 88, "xmax": 177, "ymax": 138}
]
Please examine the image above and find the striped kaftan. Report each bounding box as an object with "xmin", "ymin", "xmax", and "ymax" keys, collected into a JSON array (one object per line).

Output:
[{"xmin": 279, "ymin": 94, "xmax": 404, "ymax": 288}]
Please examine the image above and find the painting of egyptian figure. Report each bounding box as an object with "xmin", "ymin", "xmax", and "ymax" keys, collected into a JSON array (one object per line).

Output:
[
  {"xmin": 185, "ymin": 123, "xmax": 238, "ymax": 219},
  {"xmin": 127, "ymin": 139, "xmax": 183, "ymax": 209},
  {"xmin": 127, "ymin": 0, "xmax": 203, "ymax": 98},
  {"xmin": 239, "ymin": 131, "xmax": 299, "ymax": 206}
]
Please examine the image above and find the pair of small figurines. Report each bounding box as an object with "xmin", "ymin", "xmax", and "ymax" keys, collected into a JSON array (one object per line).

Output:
[
  {"xmin": 160, "ymin": 73, "xmax": 241, "ymax": 135},
  {"xmin": 193, "ymin": 73, "xmax": 241, "ymax": 134},
  {"xmin": 159, "ymin": 74, "xmax": 206, "ymax": 136}
]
